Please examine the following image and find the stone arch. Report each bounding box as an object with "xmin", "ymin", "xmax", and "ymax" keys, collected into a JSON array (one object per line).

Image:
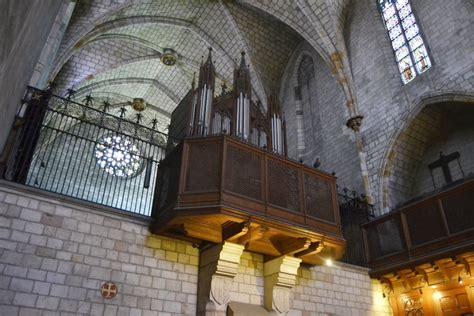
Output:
[
  {"xmin": 378, "ymin": 91, "xmax": 474, "ymax": 213},
  {"xmin": 279, "ymin": 42, "xmax": 319, "ymax": 162},
  {"xmin": 279, "ymin": 42, "xmax": 361, "ymax": 190}
]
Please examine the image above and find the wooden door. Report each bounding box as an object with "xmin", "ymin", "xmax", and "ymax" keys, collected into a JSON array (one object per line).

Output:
[{"xmin": 433, "ymin": 287, "xmax": 473, "ymax": 316}]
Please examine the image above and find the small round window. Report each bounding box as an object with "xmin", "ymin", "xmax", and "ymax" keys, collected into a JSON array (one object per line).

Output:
[{"xmin": 95, "ymin": 134, "xmax": 143, "ymax": 178}]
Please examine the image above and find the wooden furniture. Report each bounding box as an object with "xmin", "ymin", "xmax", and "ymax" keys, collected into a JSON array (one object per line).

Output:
[
  {"xmin": 363, "ymin": 179, "xmax": 474, "ymax": 277},
  {"xmin": 363, "ymin": 179, "xmax": 474, "ymax": 315},
  {"xmin": 150, "ymin": 135, "xmax": 345, "ymax": 265}
]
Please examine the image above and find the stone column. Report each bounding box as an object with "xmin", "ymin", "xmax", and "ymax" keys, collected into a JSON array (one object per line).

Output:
[
  {"xmin": 346, "ymin": 115, "xmax": 374, "ymax": 204},
  {"xmin": 264, "ymin": 256, "xmax": 302, "ymax": 315},
  {"xmin": 197, "ymin": 242, "xmax": 244, "ymax": 316}
]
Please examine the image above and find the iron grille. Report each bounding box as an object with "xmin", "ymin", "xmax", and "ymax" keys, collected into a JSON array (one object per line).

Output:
[{"xmin": 1, "ymin": 87, "xmax": 167, "ymax": 216}]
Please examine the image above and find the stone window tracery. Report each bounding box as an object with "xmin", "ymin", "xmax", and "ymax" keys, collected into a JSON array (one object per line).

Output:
[
  {"xmin": 95, "ymin": 134, "xmax": 143, "ymax": 178},
  {"xmin": 378, "ymin": 0, "xmax": 432, "ymax": 84}
]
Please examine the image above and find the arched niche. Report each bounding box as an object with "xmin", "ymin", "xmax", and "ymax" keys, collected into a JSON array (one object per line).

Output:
[
  {"xmin": 279, "ymin": 41, "xmax": 362, "ymax": 191},
  {"xmin": 379, "ymin": 94, "xmax": 474, "ymax": 213}
]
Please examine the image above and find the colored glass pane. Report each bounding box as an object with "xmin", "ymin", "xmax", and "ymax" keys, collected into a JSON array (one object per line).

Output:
[{"xmin": 378, "ymin": 0, "xmax": 432, "ymax": 83}]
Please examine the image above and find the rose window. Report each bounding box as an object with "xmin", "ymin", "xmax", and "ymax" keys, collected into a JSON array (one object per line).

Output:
[{"xmin": 95, "ymin": 134, "xmax": 143, "ymax": 178}]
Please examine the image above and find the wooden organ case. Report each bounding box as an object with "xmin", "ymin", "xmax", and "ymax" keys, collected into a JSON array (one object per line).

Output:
[{"xmin": 151, "ymin": 49, "xmax": 345, "ymax": 265}]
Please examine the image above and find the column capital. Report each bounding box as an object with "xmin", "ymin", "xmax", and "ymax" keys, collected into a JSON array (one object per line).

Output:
[{"xmin": 346, "ymin": 115, "xmax": 364, "ymax": 131}]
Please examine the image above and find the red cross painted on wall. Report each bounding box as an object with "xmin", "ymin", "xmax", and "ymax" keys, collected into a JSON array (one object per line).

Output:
[{"xmin": 101, "ymin": 282, "xmax": 117, "ymax": 299}]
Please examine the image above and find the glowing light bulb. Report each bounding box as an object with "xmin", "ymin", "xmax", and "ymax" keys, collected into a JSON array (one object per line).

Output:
[{"xmin": 326, "ymin": 259, "xmax": 333, "ymax": 266}]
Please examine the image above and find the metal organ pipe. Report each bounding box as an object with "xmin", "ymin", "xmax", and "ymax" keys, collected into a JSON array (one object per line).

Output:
[
  {"xmin": 237, "ymin": 94, "xmax": 241, "ymax": 137},
  {"xmin": 205, "ymin": 86, "xmax": 212, "ymax": 135},
  {"xmin": 223, "ymin": 117, "xmax": 230, "ymax": 134},
  {"xmin": 198, "ymin": 85, "xmax": 206, "ymax": 134},
  {"xmin": 271, "ymin": 114, "xmax": 282, "ymax": 154},
  {"xmin": 272, "ymin": 115, "xmax": 276, "ymax": 152},
  {"xmin": 277, "ymin": 117, "xmax": 282, "ymax": 154},
  {"xmin": 190, "ymin": 93, "xmax": 197, "ymax": 134},
  {"xmin": 244, "ymin": 97, "xmax": 249, "ymax": 140}
]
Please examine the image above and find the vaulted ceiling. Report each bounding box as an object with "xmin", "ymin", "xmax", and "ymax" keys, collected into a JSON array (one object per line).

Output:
[{"xmin": 51, "ymin": 0, "xmax": 353, "ymax": 132}]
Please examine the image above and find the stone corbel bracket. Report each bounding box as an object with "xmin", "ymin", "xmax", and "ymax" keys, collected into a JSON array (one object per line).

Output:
[
  {"xmin": 264, "ymin": 256, "xmax": 302, "ymax": 315},
  {"xmin": 197, "ymin": 242, "xmax": 245, "ymax": 316}
]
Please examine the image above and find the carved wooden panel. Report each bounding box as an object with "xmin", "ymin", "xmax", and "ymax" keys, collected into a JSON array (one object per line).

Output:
[
  {"xmin": 435, "ymin": 287, "xmax": 472, "ymax": 316},
  {"xmin": 224, "ymin": 144, "xmax": 262, "ymax": 201},
  {"xmin": 304, "ymin": 173, "xmax": 334, "ymax": 223},
  {"xmin": 267, "ymin": 158, "xmax": 300, "ymax": 213},
  {"xmin": 185, "ymin": 140, "xmax": 221, "ymax": 192}
]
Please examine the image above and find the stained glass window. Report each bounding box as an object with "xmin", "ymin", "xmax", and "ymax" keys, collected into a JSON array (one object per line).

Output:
[
  {"xmin": 95, "ymin": 134, "xmax": 143, "ymax": 178},
  {"xmin": 378, "ymin": 0, "xmax": 431, "ymax": 84}
]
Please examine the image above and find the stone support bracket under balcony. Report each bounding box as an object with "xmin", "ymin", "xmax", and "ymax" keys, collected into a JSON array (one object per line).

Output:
[
  {"xmin": 197, "ymin": 241, "xmax": 245, "ymax": 316},
  {"xmin": 263, "ymin": 256, "xmax": 302, "ymax": 315}
]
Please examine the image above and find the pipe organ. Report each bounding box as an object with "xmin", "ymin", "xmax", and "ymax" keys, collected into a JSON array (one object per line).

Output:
[
  {"xmin": 175, "ymin": 48, "xmax": 287, "ymax": 156},
  {"xmin": 153, "ymin": 48, "xmax": 345, "ymax": 267}
]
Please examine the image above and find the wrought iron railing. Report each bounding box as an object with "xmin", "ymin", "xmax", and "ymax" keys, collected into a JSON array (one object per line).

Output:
[
  {"xmin": 0, "ymin": 86, "xmax": 168, "ymax": 216},
  {"xmin": 338, "ymin": 187, "xmax": 375, "ymax": 267}
]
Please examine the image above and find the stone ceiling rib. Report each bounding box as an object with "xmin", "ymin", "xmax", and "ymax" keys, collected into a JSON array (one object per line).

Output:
[
  {"xmin": 50, "ymin": 0, "xmax": 360, "ymax": 127},
  {"xmin": 53, "ymin": 37, "xmax": 157, "ymax": 95},
  {"xmin": 75, "ymin": 77, "xmax": 180, "ymax": 104}
]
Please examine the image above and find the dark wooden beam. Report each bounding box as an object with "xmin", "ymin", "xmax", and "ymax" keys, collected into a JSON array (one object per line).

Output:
[
  {"xmin": 222, "ymin": 221, "xmax": 250, "ymax": 241},
  {"xmin": 273, "ymin": 237, "xmax": 311, "ymax": 256},
  {"xmin": 237, "ymin": 225, "xmax": 268, "ymax": 245},
  {"xmin": 294, "ymin": 241, "xmax": 323, "ymax": 258}
]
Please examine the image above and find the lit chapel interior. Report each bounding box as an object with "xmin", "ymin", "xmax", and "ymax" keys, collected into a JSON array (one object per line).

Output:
[{"xmin": 0, "ymin": 0, "xmax": 473, "ymax": 315}]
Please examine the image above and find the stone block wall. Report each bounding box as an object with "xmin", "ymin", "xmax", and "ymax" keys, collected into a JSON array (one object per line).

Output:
[
  {"xmin": 411, "ymin": 105, "xmax": 474, "ymax": 197},
  {"xmin": 228, "ymin": 250, "xmax": 392, "ymax": 316},
  {"xmin": 0, "ymin": 183, "xmax": 199, "ymax": 315},
  {"xmin": 345, "ymin": 0, "xmax": 473, "ymax": 212},
  {"xmin": 0, "ymin": 182, "xmax": 390, "ymax": 315}
]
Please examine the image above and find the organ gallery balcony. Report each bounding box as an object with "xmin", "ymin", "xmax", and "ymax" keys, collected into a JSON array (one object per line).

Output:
[
  {"xmin": 150, "ymin": 135, "xmax": 345, "ymax": 265},
  {"xmin": 363, "ymin": 178, "xmax": 474, "ymax": 277}
]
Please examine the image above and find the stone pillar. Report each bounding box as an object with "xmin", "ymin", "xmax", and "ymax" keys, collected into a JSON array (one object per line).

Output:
[
  {"xmin": 346, "ymin": 115, "xmax": 374, "ymax": 204},
  {"xmin": 197, "ymin": 242, "xmax": 244, "ymax": 316},
  {"xmin": 264, "ymin": 256, "xmax": 302, "ymax": 315}
]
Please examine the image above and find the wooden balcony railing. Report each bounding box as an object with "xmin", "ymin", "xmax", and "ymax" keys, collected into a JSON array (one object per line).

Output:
[
  {"xmin": 151, "ymin": 135, "xmax": 345, "ymax": 264},
  {"xmin": 362, "ymin": 179, "xmax": 474, "ymax": 276}
]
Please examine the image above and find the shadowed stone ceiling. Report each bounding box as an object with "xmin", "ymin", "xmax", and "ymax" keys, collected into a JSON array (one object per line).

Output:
[{"xmin": 51, "ymin": 0, "xmax": 352, "ymax": 133}]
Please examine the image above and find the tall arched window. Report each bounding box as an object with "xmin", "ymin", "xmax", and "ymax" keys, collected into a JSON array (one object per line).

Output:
[
  {"xmin": 296, "ymin": 55, "xmax": 320, "ymax": 163},
  {"xmin": 378, "ymin": 0, "xmax": 432, "ymax": 84}
]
